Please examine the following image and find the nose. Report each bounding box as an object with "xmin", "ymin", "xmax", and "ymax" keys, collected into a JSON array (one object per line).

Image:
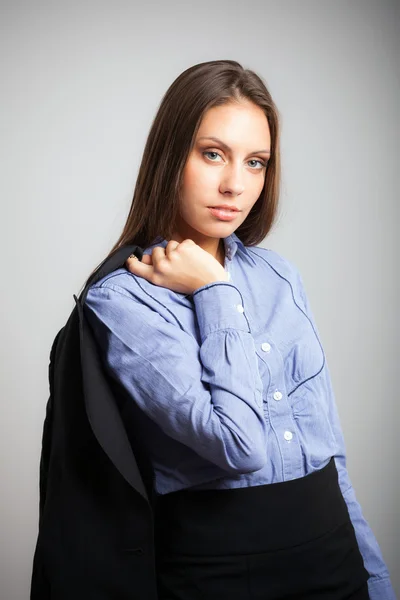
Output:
[{"xmin": 219, "ymin": 163, "xmax": 245, "ymax": 196}]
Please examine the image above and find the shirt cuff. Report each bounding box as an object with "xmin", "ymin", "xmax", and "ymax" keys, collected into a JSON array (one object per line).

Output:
[
  {"xmin": 192, "ymin": 282, "xmax": 250, "ymax": 341},
  {"xmin": 368, "ymin": 575, "xmax": 397, "ymax": 600}
]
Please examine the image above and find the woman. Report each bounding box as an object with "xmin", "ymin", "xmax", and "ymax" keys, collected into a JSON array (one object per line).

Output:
[{"xmin": 83, "ymin": 60, "xmax": 395, "ymax": 599}]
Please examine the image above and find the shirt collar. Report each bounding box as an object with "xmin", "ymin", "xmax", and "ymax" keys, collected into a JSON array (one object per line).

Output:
[{"xmin": 225, "ymin": 232, "xmax": 257, "ymax": 266}]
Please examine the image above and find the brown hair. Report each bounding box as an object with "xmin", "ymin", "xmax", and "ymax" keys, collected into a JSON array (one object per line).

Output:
[{"xmin": 83, "ymin": 59, "xmax": 281, "ymax": 289}]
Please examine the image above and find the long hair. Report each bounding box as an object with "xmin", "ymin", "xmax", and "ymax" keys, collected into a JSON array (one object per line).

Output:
[{"xmin": 82, "ymin": 59, "xmax": 281, "ymax": 289}]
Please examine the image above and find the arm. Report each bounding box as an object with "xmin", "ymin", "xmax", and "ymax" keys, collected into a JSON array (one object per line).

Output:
[
  {"xmin": 84, "ymin": 279, "xmax": 268, "ymax": 474},
  {"xmin": 294, "ymin": 266, "xmax": 396, "ymax": 600}
]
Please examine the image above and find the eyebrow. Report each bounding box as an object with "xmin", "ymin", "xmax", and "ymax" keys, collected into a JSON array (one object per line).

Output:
[{"xmin": 197, "ymin": 136, "xmax": 271, "ymax": 156}]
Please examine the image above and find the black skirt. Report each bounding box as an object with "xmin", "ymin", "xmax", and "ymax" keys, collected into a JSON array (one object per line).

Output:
[{"xmin": 153, "ymin": 457, "xmax": 370, "ymax": 599}]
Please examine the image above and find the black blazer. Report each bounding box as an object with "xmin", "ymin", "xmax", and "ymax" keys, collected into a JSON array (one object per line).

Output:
[{"xmin": 30, "ymin": 244, "xmax": 160, "ymax": 600}]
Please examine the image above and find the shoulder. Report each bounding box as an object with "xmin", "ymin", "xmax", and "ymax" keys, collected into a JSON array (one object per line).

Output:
[
  {"xmin": 244, "ymin": 245, "xmax": 309, "ymax": 311},
  {"xmin": 84, "ymin": 267, "xmax": 190, "ymax": 324},
  {"xmin": 245, "ymin": 245, "xmax": 302, "ymax": 283},
  {"xmin": 85, "ymin": 267, "xmax": 147, "ymax": 305},
  {"xmin": 91, "ymin": 266, "xmax": 138, "ymax": 290}
]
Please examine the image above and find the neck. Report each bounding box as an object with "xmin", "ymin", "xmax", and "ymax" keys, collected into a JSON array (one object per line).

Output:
[
  {"xmin": 169, "ymin": 221, "xmax": 225, "ymax": 266},
  {"xmin": 216, "ymin": 238, "xmax": 225, "ymax": 267}
]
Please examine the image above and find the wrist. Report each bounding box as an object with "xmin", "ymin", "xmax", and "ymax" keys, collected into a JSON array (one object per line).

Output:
[{"xmin": 192, "ymin": 273, "xmax": 230, "ymax": 293}]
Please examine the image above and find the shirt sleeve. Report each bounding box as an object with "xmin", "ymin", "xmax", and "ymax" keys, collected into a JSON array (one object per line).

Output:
[
  {"xmin": 83, "ymin": 279, "xmax": 268, "ymax": 475},
  {"xmin": 293, "ymin": 266, "xmax": 396, "ymax": 600}
]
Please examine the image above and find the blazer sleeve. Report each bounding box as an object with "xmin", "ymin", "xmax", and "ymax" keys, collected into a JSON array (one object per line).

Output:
[
  {"xmin": 83, "ymin": 279, "xmax": 268, "ymax": 475},
  {"xmin": 293, "ymin": 266, "xmax": 396, "ymax": 600}
]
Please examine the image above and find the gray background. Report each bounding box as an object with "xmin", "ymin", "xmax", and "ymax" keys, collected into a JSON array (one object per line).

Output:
[{"xmin": 0, "ymin": 1, "xmax": 398, "ymax": 598}]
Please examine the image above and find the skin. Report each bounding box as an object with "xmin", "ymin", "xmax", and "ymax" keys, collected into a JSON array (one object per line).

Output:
[
  {"xmin": 172, "ymin": 99, "xmax": 271, "ymax": 266},
  {"xmin": 126, "ymin": 99, "xmax": 271, "ymax": 293}
]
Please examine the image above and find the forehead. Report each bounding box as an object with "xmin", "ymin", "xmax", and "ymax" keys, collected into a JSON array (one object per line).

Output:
[{"xmin": 196, "ymin": 101, "xmax": 270, "ymax": 145}]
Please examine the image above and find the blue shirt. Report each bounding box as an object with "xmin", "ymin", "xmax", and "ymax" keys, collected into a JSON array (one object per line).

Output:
[{"xmin": 84, "ymin": 232, "xmax": 395, "ymax": 600}]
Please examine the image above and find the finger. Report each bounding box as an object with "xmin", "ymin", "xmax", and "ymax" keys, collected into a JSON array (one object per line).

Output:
[
  {"xmin": 125, "ymin": 253, "xmax": 151, "ymax": 266},
  {"xmin": 125, "ymin": 254, "xmax": 136, "ymax": 268},
  {"xmin": 125, "ymin": 254, "xmax": 153, "ymax": 280},
  {"xmin": 165, "ymin": 240, "xmax": 180, "ymax": 258},
  {"xmin": 151, "ymin": 246, "xmax": 167, "ymax": 263}
]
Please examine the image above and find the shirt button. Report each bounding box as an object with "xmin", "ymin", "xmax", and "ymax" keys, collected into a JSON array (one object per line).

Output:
[
  {"xmin": 284, "ymin": 431, "xmax": 293, "ymax": 441},
  {"xmin": 261, "ymin": 343, "xmax": 271, "ymax": 352},
  {"xmin": 236, "ymin": 304, "xmax": 244, "ymax": 313},
  {"xmin": 273, "ymin": 391, "xmax": 282, "ymax": 401}
]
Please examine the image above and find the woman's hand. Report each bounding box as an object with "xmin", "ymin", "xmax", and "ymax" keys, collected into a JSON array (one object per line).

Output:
[{"xmin": 125, "ymin": 239, "xmax": 229, "ymax": 295}]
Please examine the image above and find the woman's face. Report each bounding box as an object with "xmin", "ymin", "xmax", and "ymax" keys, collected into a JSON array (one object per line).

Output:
[{"xmin": 175, "ymin": 99, "xmax": 271, "ymax": 247}]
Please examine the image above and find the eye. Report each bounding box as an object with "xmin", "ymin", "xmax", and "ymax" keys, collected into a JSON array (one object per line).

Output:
[
  {"xmin": 248, "ymin": 159, "xmax": 268, "ymax": 169},
  {"xmin": 203, "ymin": 151, "xmax": 222, "ymax": 162},
  {"xmin": 203, "ymin": 151, "xmax": 268, "ymax": 170}
]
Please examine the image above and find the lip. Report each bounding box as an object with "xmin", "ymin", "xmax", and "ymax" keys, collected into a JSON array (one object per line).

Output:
[
  {"xmin": 208, "ymin": 207, "xmax": 240, "ymax": 221},
  {"xmin": 208, "ymin": 205, "xmax": 240, "ymax": 212}
]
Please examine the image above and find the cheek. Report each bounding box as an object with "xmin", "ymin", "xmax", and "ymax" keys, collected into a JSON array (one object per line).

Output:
[
  {"xmin": 182, "ymin": 158, "xmax": 217, "ymax": 194},
  {"xmin": 252, "ymin": 172, "xmax": 266, "ymax": 197}
]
